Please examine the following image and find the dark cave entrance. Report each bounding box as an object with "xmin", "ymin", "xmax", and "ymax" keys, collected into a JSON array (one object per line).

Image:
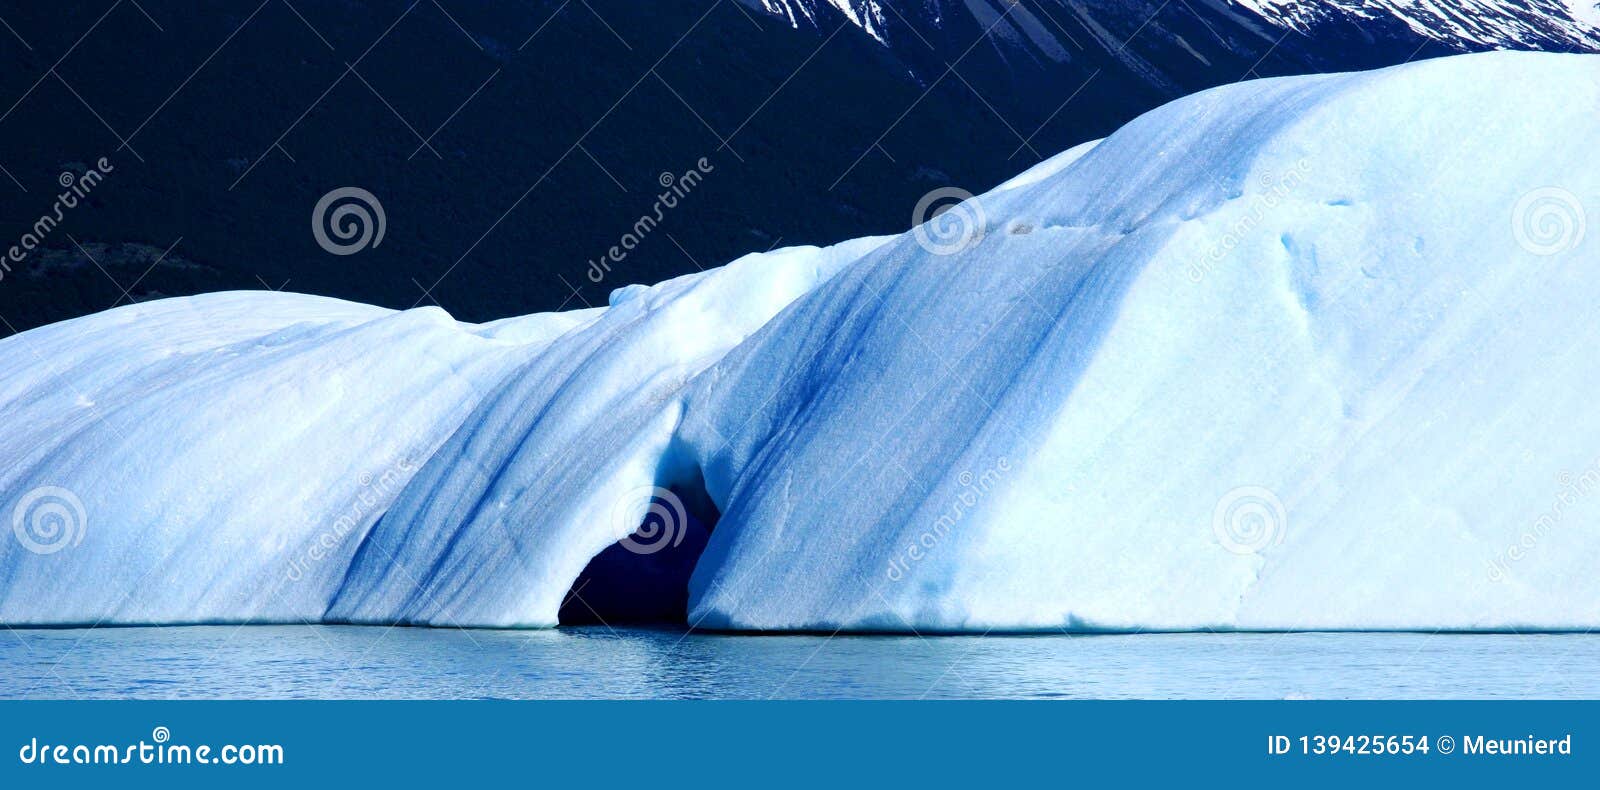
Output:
[{"xmin": 557, "ymin": 480, "xmax": 721, "ymax": 626}]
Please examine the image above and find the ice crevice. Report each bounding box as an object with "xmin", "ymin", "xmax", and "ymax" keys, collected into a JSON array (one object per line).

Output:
[{"xmin": 3, "ymin": 52, "xmax": 1600, "ymax": 632}]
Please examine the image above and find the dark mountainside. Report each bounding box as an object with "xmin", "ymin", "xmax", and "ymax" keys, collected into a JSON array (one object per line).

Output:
[{"xmin": 0, "ymin": 0, "xmax": 1590, "ymax": 333}]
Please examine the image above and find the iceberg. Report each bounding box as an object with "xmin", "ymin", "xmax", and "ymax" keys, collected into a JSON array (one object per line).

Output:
[{"xmin": 2, "ymin": 51, "xmax": 1597, "ymax": 631}]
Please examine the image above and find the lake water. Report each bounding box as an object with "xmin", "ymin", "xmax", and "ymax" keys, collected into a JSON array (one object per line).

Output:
[{"xmin": 2, "ymin": 627, "xmax": 1595, "ymax": 699}]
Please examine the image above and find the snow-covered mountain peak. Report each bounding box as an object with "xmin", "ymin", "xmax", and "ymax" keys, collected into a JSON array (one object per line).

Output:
[
  {"xmin": 1233, "ymin": 0, "xmax": 1600, "ymax": 49},
  {"xmin": 747, "ymin": 0, "xmax": 892, "ymax": 43},
  {"xmin": 742, "ymin": 0, "xmax": 1600, "ymax": 54}
]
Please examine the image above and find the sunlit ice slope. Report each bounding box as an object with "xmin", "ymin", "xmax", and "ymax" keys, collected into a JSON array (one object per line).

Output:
[{"xmin": 1, "ymin": 52, "xmax": 1596, "ymax": 632}]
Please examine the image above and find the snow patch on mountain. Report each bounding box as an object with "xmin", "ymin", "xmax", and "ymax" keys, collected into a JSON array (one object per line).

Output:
[
  {"xmin": 749, "ymin": 0, "xmax": 891, "ymax": 43},
  {"xmin": 1232, "ymin": 0, "xmax": 1600, "ymax": 48},
  {"xmin": 963, "ymin": 0, "xmax": 1072, "ymax": 62},
  {"xmin": 1570, "ymin": 0, "xmax": 1600, "ymax": 27},
  {"xmin": 744, "ymin": 0, "xmax": 1600, "ymax": 55}
]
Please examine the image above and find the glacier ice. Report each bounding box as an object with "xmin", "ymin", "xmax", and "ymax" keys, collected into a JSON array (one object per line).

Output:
[{"xmin": 2, "ymin": 51, "xmax": 1598, "ymax": 631}]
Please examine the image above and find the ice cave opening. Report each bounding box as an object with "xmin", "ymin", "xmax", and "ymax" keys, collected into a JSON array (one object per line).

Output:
[{"xmin": 557, "ymin": 480, "xmax": 721, "ymax": 626}]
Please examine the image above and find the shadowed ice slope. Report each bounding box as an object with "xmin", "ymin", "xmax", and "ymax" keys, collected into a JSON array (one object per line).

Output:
[
  {"xmin": 324, "ymin": 239, "xmax": 887, "ymax": 625},
  {"xmin": 1, "ymin": 52, "xmax": 1597, "ymax": 630}
]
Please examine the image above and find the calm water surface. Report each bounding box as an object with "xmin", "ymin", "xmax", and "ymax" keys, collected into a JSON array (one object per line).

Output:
[{"xmin": 1, "ymin": 627, "xmax": 1595, "ymax": 699}]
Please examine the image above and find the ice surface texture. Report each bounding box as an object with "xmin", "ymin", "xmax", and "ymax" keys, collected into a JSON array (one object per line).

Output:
[{"xmin": 3, "ymin": 52, "xmax": 1597, "ymax": 630}]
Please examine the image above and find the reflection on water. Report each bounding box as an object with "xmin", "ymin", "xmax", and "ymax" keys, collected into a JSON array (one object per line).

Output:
[{"xmin": 1, "ymin": 626, "xmax": 1595, "ymax": 699}]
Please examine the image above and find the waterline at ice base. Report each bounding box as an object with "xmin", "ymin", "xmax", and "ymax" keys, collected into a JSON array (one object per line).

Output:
[{"xmin": 2, "ymin": 51, "xmax": 1597, "ymax": 633}]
